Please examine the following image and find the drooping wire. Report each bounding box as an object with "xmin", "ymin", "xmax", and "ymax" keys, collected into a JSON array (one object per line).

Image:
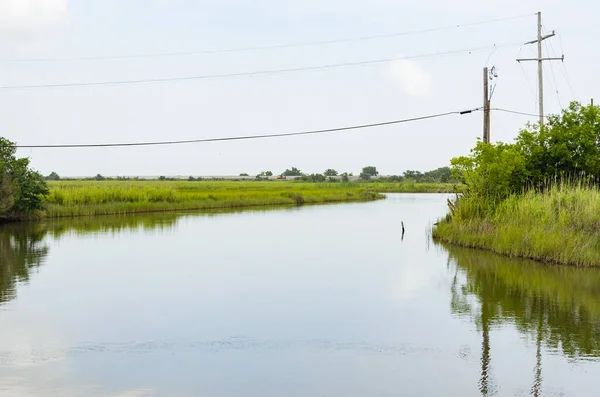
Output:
[
  {"xmin": 0, "ymin": 107, "xmax": 544, "ymax": 150},
  {"xmin": 3, "ymin": 108, "xmax": 481, "ymax": 149},
  {"xmin": 0, "ymin": 42, "xmax": 523, "ymax": 91},
  {"xmin": 517, "ymin": 45, "xmax": 538, "ymax": 112},
  {"xmin": 492, "ymin": 108, "xmax": 545, "ymax": 118},
  {"xmin": 542, "ymin": 28, "xmax": 563, "ymax": 109},
  {"xmin": 544, "ymin": 44, "xmax": 563, "ymax": 109},
  {"xmin": 0, "ymin": 13, "xmax": 535, "ymax": 63},
  {"xmin": 557, "ymin": 33, "xmax": 576, "ymax": 98}
]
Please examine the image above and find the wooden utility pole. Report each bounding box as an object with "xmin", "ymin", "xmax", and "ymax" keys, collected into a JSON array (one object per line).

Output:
[
  {"xmin": 517, "ymin": 12, "xmax": 564, "ymax": 126},
  {"xmin": 536, "ymin": 12, "xmax": 544, "ymax": 126},
  {"xmin": 483, "ymin": 67, "xmax": 490, "ymax": 143}
]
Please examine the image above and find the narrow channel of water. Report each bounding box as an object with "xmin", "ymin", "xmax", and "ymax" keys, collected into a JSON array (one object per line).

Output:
[{"xmin": 0, "ymin": 194, "xmax": 598, "ymax": 396}]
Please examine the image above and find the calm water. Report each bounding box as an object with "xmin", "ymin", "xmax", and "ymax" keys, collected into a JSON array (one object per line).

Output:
[{"xmin": 1, "ymin": 194, "xmax": 599, "ymax": 397}]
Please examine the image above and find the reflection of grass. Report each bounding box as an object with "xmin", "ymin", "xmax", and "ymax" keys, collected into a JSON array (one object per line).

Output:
[
  {"xmin": 0, "ymin": 213, "xmax": 185, "ymax": 305},
  {"xmin": 444, "ymin": 243, "xmax": 600, "ymax": 358},
  {"xmin": 40, "ymin": 212, "xmax": 181, "ymax": 238},
  {"xmin": 45, "ymin": 181, "xmax": 384, "ymax": 218},
  {"xmin": 434, "ymin": 185, "xmax": 600, "ymax": 266}
]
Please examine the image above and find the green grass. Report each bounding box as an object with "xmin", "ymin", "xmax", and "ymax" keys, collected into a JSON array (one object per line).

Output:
[
  {"xmin": 43, "ymin": 180, "xmax": 390, "ymax": 218},
  {"xmin": 433, "ymin": 184, "xmax": 600, "ymax": 267},
  {"xmin": 40, "ymin": 180, "xmax": 458, "ymax": 219}
]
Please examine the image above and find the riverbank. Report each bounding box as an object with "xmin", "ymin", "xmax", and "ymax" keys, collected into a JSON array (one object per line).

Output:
[
  {"xmin": 41, "ymin": 181, "xmax": 460, "ymax": 219},
  {"xmin": 0, "ymin": 181, "xmax": 462, "ymax": 221},
  {"xmin": 41, "ymin": 181, "xmax": 383, "ymax": 218},
  {"xmin": 433, "ymin": 184, "xmax": 600, "ymax": 267}
]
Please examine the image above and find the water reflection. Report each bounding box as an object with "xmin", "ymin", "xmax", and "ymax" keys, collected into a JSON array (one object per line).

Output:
[
  {"xmin": 0, "ymin": 206, "xmax": 302, "ymax": 307},
  {"xmin": 0, "ymin": 213, "xmax": 180, "ymax": 306},
  {"xmin": 0, "ymin": 224, "xmax": 49, "ymax": 304},
  {"xmin": 443, "ymin": 243, "xmax": 600, "ymax": 395}
]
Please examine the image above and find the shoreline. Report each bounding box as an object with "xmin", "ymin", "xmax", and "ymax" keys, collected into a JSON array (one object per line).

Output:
[
  {"xmin": 1, "ymin": 181, "xmax": 460, "ymax": 223},
  {"xmin": 432, "ymin": 186, "xmax": 600, "ymax": 267}
]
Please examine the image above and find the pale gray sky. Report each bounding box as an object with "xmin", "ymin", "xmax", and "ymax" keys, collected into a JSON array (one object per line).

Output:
[{"xmin": 0, "ymin": 0, "xmax": 595, "ymax": 177}]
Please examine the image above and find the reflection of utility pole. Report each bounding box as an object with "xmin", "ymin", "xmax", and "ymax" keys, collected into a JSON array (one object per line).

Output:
[
  {"xmin": 531, "ymin": 302, "xmax": 544, "ymax": 397},
  {"xmin": 516, "ymin": 11, "xmax": 564, "ymax": 126},
  {"xmin": 479, "ymin": 296, "xmax": 492, "ymax": 396}
]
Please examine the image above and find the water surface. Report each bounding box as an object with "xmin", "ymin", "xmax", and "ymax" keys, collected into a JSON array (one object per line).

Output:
[{"xmin": 1, "ymin": 194, "xmax": 599, "ymax": 396}]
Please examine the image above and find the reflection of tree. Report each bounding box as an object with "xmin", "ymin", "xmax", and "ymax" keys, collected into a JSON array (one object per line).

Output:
[
  {"xmin": 445, "ymin": 243, "xmax": 600, "ymax": 358},
  {"xmin": 0, "ymin": 213, "xmax": 180, "ymax": 305},
  {"xmin": 443, "ymin": 243, "xmax": 600, "ymax": 395},
  {"xmin": 0, "ymin": 224, "xmax": 49, "ymax": 304}
]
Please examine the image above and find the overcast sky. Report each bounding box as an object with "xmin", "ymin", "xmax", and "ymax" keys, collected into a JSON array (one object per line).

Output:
[{"xmin": 0, "ymin": 0, "xmax": 596, "ymax": 177}]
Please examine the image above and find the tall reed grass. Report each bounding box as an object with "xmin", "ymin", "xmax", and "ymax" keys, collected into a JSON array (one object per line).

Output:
[{"xmin": 433, "ymin": 182, "xmax": 600, "ymax": 267}]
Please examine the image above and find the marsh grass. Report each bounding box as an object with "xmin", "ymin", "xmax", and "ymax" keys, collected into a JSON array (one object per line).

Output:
[
  {"xmin": 44, "ymin": 181, "xmax": 388, "ymax": 218},
  {"xmin": 433, "ymin": 182, "xmax": 600, "ymax": 266}
]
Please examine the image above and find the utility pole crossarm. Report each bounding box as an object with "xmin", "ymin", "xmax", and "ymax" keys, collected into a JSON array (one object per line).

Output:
[
  {"xmin": 517, "ymin": 55, "xmax": 564, "ymax": 62},
  {"xmin": 525, "ymin": 31, "xmax": 555, "ymax": 45}
]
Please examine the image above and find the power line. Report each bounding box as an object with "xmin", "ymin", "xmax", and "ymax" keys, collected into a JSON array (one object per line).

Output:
[
  {"xmin": 491, "ymin": 107, "xmax": 545, "ymax": 118},
  {"xmin": 543, "ymin": 28, "xmax": 563, "ymax": 109},
  {"xmin": 517, "ymin": 46, "xmax": 537, "ymax": 110},
  {"xmin": 557, "ymin": 33, "xmax": 576, "ymax": 98},
  {"xmin": 0, "ymin": 41, "xmax": 523, "ymax": 91},
  {"xmin": 5, "ymin": 108, "xmax": 480, "ymax": 149},
  {"xmin": 0, "ymin": 14, "xmax": 534, "ymax": 63}
]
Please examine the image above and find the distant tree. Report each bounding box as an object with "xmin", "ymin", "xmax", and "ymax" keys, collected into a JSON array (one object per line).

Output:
[
  {"xmin": 188, "ymin": 176, "xmax": 197, "ymax": 181},
  {"xmin": 46, "ymin": 172, "xmax": 61, "ymax": 181},
  {"xmin": 359, "ymin": 166, "xmax": 379, "ymax": 181},
  {"xmin": 421, "ymin": 167, "xmax": 451, "ymax": 183},
  {"xmin": 379, "ymin": 175, "xmax": 404, "ymax": 182},
  {"xmin": 324, "ymin": 169, "xmax": 338, "ymax": 177},
  {"xmin": 265, "ymin": 171, "xmax": 273, "ymax": 177},
  {"xmin": 281, "ymin": 167, "xmax": 303, "ymax": 177},
  {"xmin": 299, "ymin": 173, "xmax": 326, "ymax": 182},
  {"xmin": 239, "ymin": 173, "xmax": 249, "ymax": 177},
  {"xmin": 94, "ymin": 174, "xmax": 106, "ymax": 181},
  {"xmin": 403, "ymin": 170, "xmax": 423, "ymax": 181},
  {"xmin": 340, "ymin": 172, "xmax": 350, "ymax": 182},
  {"xmin": 158, "ymin": 176, "xmax": 166, "ymax": 181}
]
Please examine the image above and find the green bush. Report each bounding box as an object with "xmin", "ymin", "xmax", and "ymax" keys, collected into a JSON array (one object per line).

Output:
[{"xmin": 0, "ymin": 137, "xmax": 49, "ymax": 219}]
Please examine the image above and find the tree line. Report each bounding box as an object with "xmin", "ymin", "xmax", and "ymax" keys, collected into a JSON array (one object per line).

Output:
[
  {"xmin": 42, "ymin": 166, "xmax": 454, "ymax": 184},
  {"xmin": 452, "ymin": 102, "xmax": 600, "ymax": 202},
  {"xmin": 252, "ymin": 166, "xmax": 452, "ymax": 183}
]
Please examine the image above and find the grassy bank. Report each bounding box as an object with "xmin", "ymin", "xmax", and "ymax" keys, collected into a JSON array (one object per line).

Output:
[
  {"xmin": 38, "ymin": 180, "xmax": 458, "ymax": 219},
  {"xmin": 433, "ymin": 184, "xmax": 600, "ymax": 267},
  {"xmin": 43, "ymin": 180, "xmax": 389, "ymax": 218}
]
